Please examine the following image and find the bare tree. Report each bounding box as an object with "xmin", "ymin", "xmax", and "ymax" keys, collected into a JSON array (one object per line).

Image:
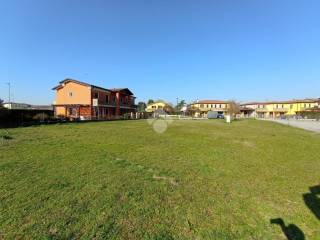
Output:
[
  {"xmin": 0, "ymin": 98, "xmax": 3, "ymax": 108},
  {"xmin": 226, "ymin": 101, "xmax": 240, "ymax": 118}
]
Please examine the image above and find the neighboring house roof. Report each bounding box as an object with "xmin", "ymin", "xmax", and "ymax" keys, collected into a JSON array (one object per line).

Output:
[{"xmin": 52, "ymin": 78, "xmax": 134, "ymax": 95}]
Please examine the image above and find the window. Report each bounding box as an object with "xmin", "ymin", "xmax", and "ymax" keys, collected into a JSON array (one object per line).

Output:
[
  {"xmin": 68, "ymin": 92, "xmax": 73, "ymax": 97},
  {"xmin": 290, "ymin": 104, "xmax": 293, "ymax": 109},
  {"xmin": 93, "ymin": 92, "xmax": 98, "ymax": 98},
  {"xmin": 106, "ymin": 95, "xmax": 109, "ymax": 103},
  {"xmin": 200, "ymin": 104, "xmax": 204, "ymax": 108}
]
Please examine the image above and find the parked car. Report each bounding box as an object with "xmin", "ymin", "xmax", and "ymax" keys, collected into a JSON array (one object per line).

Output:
[
  {"xmin": 217, "ymin": 114, "xmax": 225, "ymax": 119},
  {"xmin": 208, "ymin": 111, "xmax": 224, "ymax": 119}
]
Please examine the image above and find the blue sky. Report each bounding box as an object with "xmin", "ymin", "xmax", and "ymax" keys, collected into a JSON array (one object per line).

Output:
[{"xmin": 0, "ymin": 0, "xmax": 319, "ymax": 105}]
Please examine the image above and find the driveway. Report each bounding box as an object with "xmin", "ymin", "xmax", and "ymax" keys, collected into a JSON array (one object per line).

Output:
[{"xmin": 264, "ymin": 119, "xmax": 320, "ymax": 133}]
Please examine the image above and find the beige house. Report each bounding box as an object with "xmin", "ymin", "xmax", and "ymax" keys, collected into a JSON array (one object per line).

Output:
[{"xmin": 189, "ymin": 100, "xmax": 229, "ymax": 117}]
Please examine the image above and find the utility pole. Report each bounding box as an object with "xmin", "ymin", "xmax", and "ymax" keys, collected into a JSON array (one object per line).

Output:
[{"xmin": 6, "ymin": 82, "xmax": 11, "ymax": 104}]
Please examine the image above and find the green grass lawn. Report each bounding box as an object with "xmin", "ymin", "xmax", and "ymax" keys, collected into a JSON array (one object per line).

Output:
[{"xmin": 1, "ymin": 119, "xmax": 320, "ymax": 239}]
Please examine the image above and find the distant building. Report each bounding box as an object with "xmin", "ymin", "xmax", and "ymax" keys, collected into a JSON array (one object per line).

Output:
[
  {"xmin": 3, "ymin": 102, "xmax": 31, "ymax": 109},
  {"xmin": 52, "ymin": 78, "xmax": 136, "ymax": 120},
  {"xmin": 240, "ymin": 98, "xmax": 320, "ymax": 118},
  {"xmin": 188, "ymin": 100, "xmax": 229, "ymax": 118},
  {"xmin": 3, "ymin": 102, "xmax": 53, "ymax": 111}
]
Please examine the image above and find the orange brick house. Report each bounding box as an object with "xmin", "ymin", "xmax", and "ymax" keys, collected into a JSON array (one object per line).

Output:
[{"xmin": 52, "ymin": 79, "xmax": 136, "ymax": 120}]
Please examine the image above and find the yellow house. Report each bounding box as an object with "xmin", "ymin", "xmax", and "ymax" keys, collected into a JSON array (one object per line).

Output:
[
  {"xmin": 241, "ymin": 99, "xmax": 319, "ymax": 118},
  {"xmin": 145, "ymin": 102, "xmax": 173, "ymax": 113},
  {"xmin": 189, "ymin": 100, "xmax": 229, "ymax": 117}
]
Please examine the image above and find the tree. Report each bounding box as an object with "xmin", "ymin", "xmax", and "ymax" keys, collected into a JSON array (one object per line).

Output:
[
  {"xmin": 226, "ymin": 101, "xmax": 240, "ymax": 118},
  {"xmin": 175, "ymin": 100, "xmax": 186, "ymax": 112},
  {"xmin": 0, "ymin": 98, "xmax": 3, "ymax": 108},
  {"xmin": 137, "ymin": 102, "xmax": 146, "ymax": 112},
  {"xmin": 147, "ymin": 99, "xmax": 154, "ymax": 105}
]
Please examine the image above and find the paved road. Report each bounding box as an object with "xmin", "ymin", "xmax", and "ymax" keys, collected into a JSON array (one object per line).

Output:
[{"xmin": 265, "ymin": 119, "xmax": 320, "ymax": 133}]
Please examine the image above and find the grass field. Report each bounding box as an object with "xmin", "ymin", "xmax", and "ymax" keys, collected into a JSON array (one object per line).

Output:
[{"xmin": 1, "ymin": 119, "xmax": 320, "ymax": 239}]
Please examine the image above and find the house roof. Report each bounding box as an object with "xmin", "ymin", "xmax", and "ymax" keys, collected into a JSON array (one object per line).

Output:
[
  {"xmin": 147, "ymin": 101, "xmax": 171, "ymax": 107},
  {"xmin": 109, "ymin": 88, "xmax": 134, "ymax": 96},
  {"xmin": 193, "ymin": 100, "xmax": 229, "ymax": 104},
  {"xmin": 52, "ymin": 79, "xmax": 134, "ymax": 95},
  {"xmin": 52, "ymin": 78, "xmax": 90, "ymax": 90},
  {"xmin": 302, "ymin": 106, "xmax": 320, "ymax": 112},
  {"xmin": 240, "ymin": 106, "xmax": 255, "ymax": 111},
  {"xmin": 241, "ymin": 98, "xmax": 320, "ymax": 106}
]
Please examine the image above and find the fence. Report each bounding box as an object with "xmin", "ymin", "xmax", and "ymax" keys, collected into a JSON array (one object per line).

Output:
[{"xmin": 0, "ymin": 109, "xmax": 54, "ymax": 128}]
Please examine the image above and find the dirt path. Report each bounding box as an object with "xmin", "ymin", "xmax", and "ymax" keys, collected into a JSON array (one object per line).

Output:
[{"xmin": 265, "ymin": 119, "xmax": 320, "ymax": 133}]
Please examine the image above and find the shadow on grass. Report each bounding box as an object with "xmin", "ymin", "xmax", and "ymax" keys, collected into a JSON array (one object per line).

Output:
[
  {"xmin": 303, "ymin": 185, "xmax": 320, "ymax": 220},
  {"xmin": 270, "ymin": 218, "xmax": 305, "ymax": 240},
  {"xmin": 2, "ymin": 135, "xmax": 13, "ymax": 140},
  {"xmin": 270, "ymin": 185, "xmax": 320, "ymax": 239},
  {"xmin": 0, "ymin": 130, "xmax": 13, "ymax": 144}
]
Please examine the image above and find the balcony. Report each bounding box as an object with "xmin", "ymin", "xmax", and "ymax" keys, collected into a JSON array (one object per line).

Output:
[
  {"xmin": 120, "ymin": 102, "xmax": 136, "ymax": 109},
  {"xmin": 198, "ymin": 107, "xmax": 226, "ymax": 111},
  {"xmin": 273, "ymin": 108, "xmax": 289, "ymax": 112},
  {"xmin": 256, "ymin": 108, "xmax": 268, "ymax": 112},
  {"xmin": 93, "ymin": 98, "xmax": 117, "ymax": 107}
]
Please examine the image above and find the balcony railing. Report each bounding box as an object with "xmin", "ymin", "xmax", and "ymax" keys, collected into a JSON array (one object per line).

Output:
[
  {"xmin": 273, "ymin": 108, "xmax": 289, "ymax": 112},
  {"xmin": 256, "ymin": 108, "xmax": 268, "ymax": 112}
]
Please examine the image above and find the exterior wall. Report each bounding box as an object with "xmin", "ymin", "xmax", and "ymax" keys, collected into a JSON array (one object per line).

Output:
[
  {"xmin": 242, "ymin": 100, "xmax": 319, "ymax": 118},
  {"xmin": 55, "ymin": 106, "xmax": 66, "ymax": 116},
  {"xmin": 55, "ymin": 106, "xmax": 92, "ymax": 119},
  {"xmin": 80, "ymin": 106, "xmax": 91, "ymax": 117},
  {"xmin": 55, "ymin": 81, "xmax": 91, "ymax": 105},
  {"xmin": 55, "ymin": 107, "xmax": 66, "ymax": 116}
]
